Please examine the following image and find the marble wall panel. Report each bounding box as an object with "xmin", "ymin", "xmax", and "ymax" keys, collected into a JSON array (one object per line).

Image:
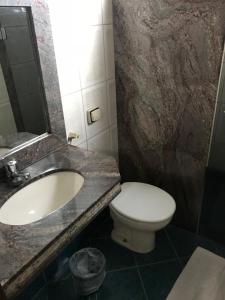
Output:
[{"xmin": 113, "ymin": 0, "xmax": 225, "ymax": 230}]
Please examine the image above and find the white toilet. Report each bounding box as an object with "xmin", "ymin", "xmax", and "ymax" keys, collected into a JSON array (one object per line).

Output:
[{"xmin": 110, "ymin": 182, "xmax": 176, "ymax": 253}]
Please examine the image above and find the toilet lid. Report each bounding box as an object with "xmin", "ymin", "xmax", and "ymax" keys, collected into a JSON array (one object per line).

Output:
[{"xmin": 110, "ymin": 182, "xmax": 176, "ymax": 223}]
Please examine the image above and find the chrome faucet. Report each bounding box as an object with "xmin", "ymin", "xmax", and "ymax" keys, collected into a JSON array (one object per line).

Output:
[
  {"xmin": 4, "ymin": 159, "xmax": 30, "ymax": 187},
  {"xmin": 5, "ymin": 159, "xmax": 18, "ymax": 178}
]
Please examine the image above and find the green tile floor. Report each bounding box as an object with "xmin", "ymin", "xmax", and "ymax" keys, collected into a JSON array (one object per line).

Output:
[{"xmin": 17, "ymin": 209, "xmax": 225, "ymax": 300}]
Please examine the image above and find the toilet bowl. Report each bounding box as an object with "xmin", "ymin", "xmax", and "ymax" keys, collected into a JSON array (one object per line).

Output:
[{"xmin": 110, "ymin": 182, "xmax": 176, "ymax": 253}]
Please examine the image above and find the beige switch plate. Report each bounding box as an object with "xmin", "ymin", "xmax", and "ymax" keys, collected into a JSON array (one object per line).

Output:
[{"xmin": 87, "ymin": 107, "xmax": 101, "ymax": 124}]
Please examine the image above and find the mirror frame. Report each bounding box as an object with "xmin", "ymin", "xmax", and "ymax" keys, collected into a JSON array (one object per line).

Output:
[{"xmin": 0, "ymin": 0, "xmax": 66, "ymax": 163}]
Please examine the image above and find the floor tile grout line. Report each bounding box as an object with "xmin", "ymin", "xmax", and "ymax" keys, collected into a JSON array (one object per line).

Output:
[
  {"xmin": 31, "ymin": 285, "xmax": 47, "ymax": 300},
  {"xmin": 137, "ymin": 266, "xmax": 149, "ymax": 300},
  {"xmin": 107, "ymin": 265, "xmax": 138, "ymax": 273},
  {"xmin": 133, "ymin": 251, "xmax": 138, "ymax": 267},
  {"xmin": 165, "ymin": 229, "xmax": 183, "ymax": 266},
  {"xmin": 43, "ymin": 272, "xmax": 48, "ymax": 284},
  {"xmin": 107, "ymin": 263, "xmax": 149, "ymax": 300},
  {"xmin": 107, "ymin": 257, "xmax": 179, "ymax": 274},
  {"xmin": 136, "ymin": 257, "xmax": 179, "ymax": 268}
]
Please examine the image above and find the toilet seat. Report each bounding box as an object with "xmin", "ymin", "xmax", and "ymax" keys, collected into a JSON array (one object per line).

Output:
[{"xmin": 110, "ymin": 182, "xmax": 176, "ymax": 223}]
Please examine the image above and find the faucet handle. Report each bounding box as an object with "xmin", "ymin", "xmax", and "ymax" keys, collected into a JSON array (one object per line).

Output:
[{"xmin": 5, "ymin": 159, "xmax": 18, "ymax": 178}]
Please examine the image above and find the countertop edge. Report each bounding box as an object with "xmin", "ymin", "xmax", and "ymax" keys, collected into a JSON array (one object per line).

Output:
[{"xmin": 4, "ymin": 183, "xmax": 121, "ymax": 299}]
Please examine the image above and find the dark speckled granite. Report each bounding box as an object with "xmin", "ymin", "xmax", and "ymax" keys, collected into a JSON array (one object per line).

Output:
[{"xmin": 0, "ymin": 145, "xmax": 121, "ymax": 299}]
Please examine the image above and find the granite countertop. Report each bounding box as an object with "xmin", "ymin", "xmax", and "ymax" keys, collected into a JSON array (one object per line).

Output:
[{"xmin": 0, "ymin": 145, "xmax": 120, "ymax": 299}]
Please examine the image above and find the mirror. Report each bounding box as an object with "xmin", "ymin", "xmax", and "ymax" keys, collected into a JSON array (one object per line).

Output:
[{"xmin": 0, "ymin": 7, "xmax": 48, "ymax": 157}]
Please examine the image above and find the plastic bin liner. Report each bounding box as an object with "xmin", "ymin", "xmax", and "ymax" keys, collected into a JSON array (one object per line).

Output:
[{"xmin": 69, "ymin": 247, "xmax": 106, "ymax": 296}]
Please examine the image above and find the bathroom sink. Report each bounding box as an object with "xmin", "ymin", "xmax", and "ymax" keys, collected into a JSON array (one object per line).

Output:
[{"xmin": 0, "ymin": 171, "xmax": 84, "ymax": 226}]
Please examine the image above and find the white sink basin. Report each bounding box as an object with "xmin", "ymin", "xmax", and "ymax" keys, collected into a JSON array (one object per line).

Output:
[{"xmin": 0, "ymin": 171, "xmax": 84, "ymax": 226}]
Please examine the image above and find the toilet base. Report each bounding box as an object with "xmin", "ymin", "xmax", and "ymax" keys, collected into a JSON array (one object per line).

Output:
[{"xmin": 111, "ymin": 219, "xmax": 155, "ymax": 254}]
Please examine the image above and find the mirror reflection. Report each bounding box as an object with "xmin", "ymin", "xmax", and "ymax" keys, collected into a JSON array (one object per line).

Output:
[{"xmin": 0, "ymin": 7, "xmax": 48, "ymax": 156}]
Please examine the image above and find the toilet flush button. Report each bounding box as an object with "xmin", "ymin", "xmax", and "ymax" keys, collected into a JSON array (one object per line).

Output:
[{"xmin": 87, "ymin": 107, "xmax": 101, "ymax": 124}]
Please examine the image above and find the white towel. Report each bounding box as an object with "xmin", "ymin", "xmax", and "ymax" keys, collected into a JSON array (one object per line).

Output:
[{"xmin": 167, "ymin": 247, "xmax": 225, "ymax": 300}]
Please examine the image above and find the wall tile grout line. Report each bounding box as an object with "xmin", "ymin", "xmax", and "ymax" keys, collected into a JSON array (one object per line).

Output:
[
  {"xmin": 86, "ymin": 126, "xmax": 112, "ymax": 143},
  {"xmin": 51, "ymin": 0, "xmax": 118, "ymax": 154},
  {"xmin": 80, "ymin": 77, "xmax": 116, "ymax": 96}
]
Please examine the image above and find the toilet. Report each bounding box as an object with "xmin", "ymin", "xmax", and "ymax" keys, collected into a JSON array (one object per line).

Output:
[{"xmin": 110, "ymin": 182, "xmax": 176, "ymax": 254}]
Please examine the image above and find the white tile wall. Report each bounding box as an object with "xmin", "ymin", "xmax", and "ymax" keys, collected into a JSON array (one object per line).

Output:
[
  {"xmin": 88, "ymin": 128, "xmax": 111, "ymax": 154},
  {"xmin": 83, "ymin": 82, "xmax": 109, "ymax": 139},
  {"xmin": 0, "ymin": 65, "xmax": 9, "ymax": 101},
  {"xmin": 107, "ymin": 79, "xmax": 117, "ymax": 126},
  {"xmin": 0, "ymin": 64, "xmax": 17, "ymax": 135},
  {"xmin": 48, "ymin": 0, "xmax": 118, "ymax": 159},
  {"xmin": 102, "ymin": 0, "xmax": 113, "ymax": 24},
  {"xmin": 104, "ymin": 25, "xmax": 115, "ymax": 79},
  {"xmin": 78, "ymin": 0, "xmax": 103, "ymax": 25},
  {"xmin": 55, "ymin": 50, "xmax": 81, "ymax": 97},
  {"xmin": 77, "ymin": 140, "xmax": 88, "ymax": 150},
  {"xmin": 110, "ymin": 124, "xmax": 118, "ymax": 157},
  {"xmin": 0, "ymin": 103, "xmax": 17, "ymax": 135},
  {"xmin": 61, "ymin": 92, "xmax": 86, "ymax": 146},
  {"xmin": 79, "ymin": 26, "xmax": 106, "ymax": 88},
  {"xmin": 49, "ymin": 3, "xmax": 81, "ymax": 96}
]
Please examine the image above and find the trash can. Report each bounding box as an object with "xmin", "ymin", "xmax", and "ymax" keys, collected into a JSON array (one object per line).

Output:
[{"xmin": 69, "ymin": 247, "xmax": 106, "ymax": 296}]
